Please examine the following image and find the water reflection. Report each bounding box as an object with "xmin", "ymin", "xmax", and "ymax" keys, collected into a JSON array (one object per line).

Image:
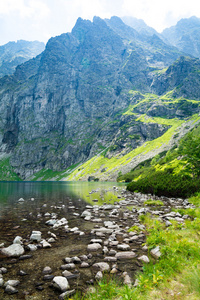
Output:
[{"xmin": 0, "ymin": 181, "xmax": 127, "ymax": 207}]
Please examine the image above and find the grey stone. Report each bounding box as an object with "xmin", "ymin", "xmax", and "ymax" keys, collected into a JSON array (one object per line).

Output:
[
  {"xmin": 5, "ymin": 285, "xmax": 18, "ymax": 294},
  {"xmin": 138, "ymin": 255, "xmax": 150, "ymax": 263},
  {"xmin": 117, "ymin": 244, "xmax": 130, "ymax": 251},
  {"xmin": 59, "ymin": 289, "xmax": 75, "ymax": 300},
  {"xmin": 95, "ymin": 271, "xmax": 103, "ymax": 280},
  {"xmin": 43, "ymin": 266, "xmax": 52, "ymax": 274},
  {"xmin": 115, "ymin": 251, "xmax": 137, "ymax": 260},
  {"xmin": 150, "ymin": 246, "xmax": 161, "ymax": 259},
  {"xmin": 87, "ymin": 243, "xmax": 102, "ymax": 252},
  {"xmin": 60, "ymin": 263, "xmax": 76, "ymax": 270},
  {"xmin": 27, "ymin": 244, "xmax": 37, "ymax": 251},
  {"xmin": 62, "ymin": 270, "xmax": 73, "ymax": 278},
  {"xmin": 5, "ymin": 280, "xmax": 20, "ymax": 287},
  {"xmin": 92, "ymin": 262, "xmax": 110, "ymax": 272},
  {"xmin": 80, "ymin": 262, "xmax": 90, "ymax": 268},
  {"xmin": 104, "ymin": 256, "xmax": 117, "ymax": 262}
]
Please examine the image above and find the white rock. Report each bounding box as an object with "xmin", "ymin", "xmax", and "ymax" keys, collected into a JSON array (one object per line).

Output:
[
  {"xmin": 95, "ymin": 271, "xmax": 103, "ymax": 280},
  {"xmin": 27, "ymin": 244, "xmax": 37, "ymax": 251},
  {"xmin": 13, "ymin": 236, "xmax": 23, "ymax": 245},
  {"xmin": 150, "ymin": 246, "xmax": 161, "ymax": 259},
  {"xmin": 48, "ymin": 238, "xmax": 56, "ymax": 243},
  {"xmin": 87, "ymin": 243, "xmax": 102, "ymax": 252},
  {"xmin": 70, "ymin": 227, "xmax": 79, "ymax": 232},
  {"xmin": 52, "ymin": 276, "xmax": 70, "ymax": 292},
  {"xmin": 30, "ymin": 231, "xmax": 41, "ymax": 242},
  {"xmin": 138, "ymin": 255, "xmax": 150, "ymax": 263},
  {"xmin": 5, "ymin": 280, "xmax": 20, "ymax": 287},
  {"xmin": 122, "ymin": 272, "xmax": 132, "ymax": 285},
  {"xmin": 0, "ymin": 278, "xmax": 3, "ymax": 287},
  {"xmin": 1, "ymin": 244, "xmax": 24, "ymax": 257},
  {"xmin": 41, "ymin": 240, "xmax": 51, "ymax": 248},
  {"xmin": 18, "ymin": 198, "xmax": 25, "ymax": 202},
  {"xmin": 90, "ymin": 239, "xmax": 103, "ymax": 244},
  {"xmin": 81, "ymin": 210, "xmax": 91, "ymax": 218}
]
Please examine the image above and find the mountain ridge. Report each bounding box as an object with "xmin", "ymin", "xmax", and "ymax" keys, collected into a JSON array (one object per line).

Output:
[{"xmin": 0, "ymin": 16, "xmax": 200, "ymax": 181}]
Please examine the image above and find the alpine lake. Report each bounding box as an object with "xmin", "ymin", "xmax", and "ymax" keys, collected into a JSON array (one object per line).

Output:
[{"xmin": 0, "ymin": 181, "xmax": 143, "ymax": 300}]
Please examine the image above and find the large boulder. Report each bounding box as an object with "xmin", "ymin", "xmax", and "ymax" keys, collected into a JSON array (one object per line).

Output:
[{"xmin": 1, "ymin": 244, "xmax": 24, "ymax": 257}]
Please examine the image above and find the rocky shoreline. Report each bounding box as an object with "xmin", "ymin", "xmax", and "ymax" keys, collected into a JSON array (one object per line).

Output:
[{"xmin": 0, "ymin": 187, "xmax": 194, "ymax": 299}]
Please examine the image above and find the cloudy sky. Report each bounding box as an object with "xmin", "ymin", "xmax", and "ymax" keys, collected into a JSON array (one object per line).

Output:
[{"xmin": 0, "ymin": 0, "xmax": 199, "ymax": 45}]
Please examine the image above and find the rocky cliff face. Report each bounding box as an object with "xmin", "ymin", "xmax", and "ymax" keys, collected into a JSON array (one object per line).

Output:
[
  {"xmin": 162, "ymin": 16, "xmax": 200, "ymax": 58},
  {"xmin": 0, "ymin": 40, "xmax": 45, "ymax": 77},
  {"xmin": 0, "ymin": 16, "xmax": 199, "ymax": 180}
]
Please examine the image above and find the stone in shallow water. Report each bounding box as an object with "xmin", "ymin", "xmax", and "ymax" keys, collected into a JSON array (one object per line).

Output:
[
  {"xmin": 5, "ymin": 280, "xmax": 20, "ymax": 287},
  {"xmin": 62, "ymin": 270, "xmax": 73, "ymax": 278},
  {"xmin": 1, "ymin": 244, "xmax": 24, "ymax": 257},
  {"xmin": 59, "ymin": 289, "xmax": 75, "ymax": 300},
  {"xmin": 27, "ymin": 244, "xmax": 37, "ymax": 251},
  {"xmin": 87, "ymin": 243, "xmax": 102, "ymax": 252},
  {"xmin": 117, "ymin": 244, "xmax": 130, "ymax": 251},
  {"xmin": 0, "ymin": 278, "xmax": 3, "ymax": 287},
  {"xmin": 115, "ymin": 251, "xmax": 137, "ymax": 260},
  {"xmin": 104, "ymin": 257, "xmax": 117, "ymax": 262},
  {"xmin": 43, "ymin": 266, "xmax": 52, "ymax": 274},
  {"xmin": 52, "ymin": 276, "xmax": 70, "ymax": 292},
  {"xmin": 92, "ymin": 262, "xmax": 110, "ymax": 272},
  {"xmin": 5, "ymin": 285, "xmax": 18, "ymax": 294},
  {"xmin": 13, "ymin": 236, "xmax": 23, "ymax": 245},
  {"xmin": 41, "ymin": 240, "xmax": 51, "ymax": 248},
  {"xmin": 60, "ymin": 263, "xmax": 76, "ymax": 270},
  {"xmin": 30, "ymin": 231, "xmax": 41, "ymax": 242},
  {"xmin": 80, "ymin": 262, "xmax": 90, "ymax": 268}
]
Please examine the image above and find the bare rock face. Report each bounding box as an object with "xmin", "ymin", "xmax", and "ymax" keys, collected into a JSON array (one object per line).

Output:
[
  {"xmin": 0, "ymin": 16, "xmax": 186, "ymax": 180},
  {"xmin": 1, "ymin": 244, "xmax": 24, "ymax": 257}
]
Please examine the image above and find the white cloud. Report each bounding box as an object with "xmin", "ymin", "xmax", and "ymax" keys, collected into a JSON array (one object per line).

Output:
[{"xmin": 1, "ymin": 0, "xmax": 200, "ymax": 45}]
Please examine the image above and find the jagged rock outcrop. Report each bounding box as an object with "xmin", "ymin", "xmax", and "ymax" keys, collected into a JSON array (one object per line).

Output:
[
  {"xmin": 162, "ymin": 16, "xmax": 200, "ymax": 58},
  {"xmin": 0, "ymin": 40, "xmax": 45, "ymax": 77}
]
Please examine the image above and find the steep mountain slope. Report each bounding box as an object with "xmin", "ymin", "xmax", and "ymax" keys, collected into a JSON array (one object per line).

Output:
[
  {"xmin": 121, "ymin": 16, "xmax": 158, "ymax": 36},
  {"xmin": 0, "ymin": 40, "xmax": 45, "ymax": 77},
  {"xmin": 162, "ymin": 16, "xmax": 200, "ymax": 58},
  {"xmin": 0, "ymin": 16, "xmax": 198, "ymax": 181}
]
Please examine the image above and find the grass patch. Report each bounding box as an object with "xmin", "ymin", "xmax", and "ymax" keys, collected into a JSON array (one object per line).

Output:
[
  {"xmin": 72, "ymin": 193, "xmax": 200, "ymax": 299},
  {"xmin": 144, "ymin": 199, "xmax": 164, "ymax": 206},
  {"xmin": 0, "ymin": 157, "xmax": 21, "ymax": 181}
]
